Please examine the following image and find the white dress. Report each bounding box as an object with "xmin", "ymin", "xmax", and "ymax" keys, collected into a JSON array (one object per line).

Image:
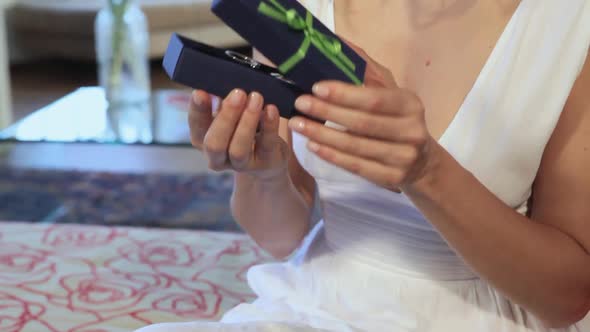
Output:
[{"xmin": 137, "ymin": 0, "xmax": 590, "ymax": 331}]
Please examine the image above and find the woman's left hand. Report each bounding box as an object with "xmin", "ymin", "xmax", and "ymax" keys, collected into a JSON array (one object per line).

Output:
[{"xmin": 288, "ymin": 52, "xmax": 441, "ymax": 193}]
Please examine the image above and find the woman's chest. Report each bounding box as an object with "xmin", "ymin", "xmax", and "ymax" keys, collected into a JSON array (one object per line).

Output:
[{"xmin": 333, "ymin": 1, "xmax": 520, "ymax": 140}]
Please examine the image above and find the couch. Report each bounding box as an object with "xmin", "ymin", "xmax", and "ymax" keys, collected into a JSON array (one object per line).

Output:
[{"xmin": 8, "ymin": 0, "xmax": 247, "ymax": 60}]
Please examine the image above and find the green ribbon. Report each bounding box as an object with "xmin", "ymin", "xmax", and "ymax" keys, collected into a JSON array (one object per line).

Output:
[{"xmin": 257, "ymin": 0, "xmax": 362, "ymax": 85}]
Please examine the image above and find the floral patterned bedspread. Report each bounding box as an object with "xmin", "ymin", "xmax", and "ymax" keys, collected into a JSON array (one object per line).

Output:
[{"xmin": 0, "ymin": 222, "xmax": 271, "ymax": 332}]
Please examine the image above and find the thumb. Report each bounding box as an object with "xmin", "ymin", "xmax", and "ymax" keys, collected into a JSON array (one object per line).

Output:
[{"xmin": 340, "ymin": 37, "xmax": 398, "ymax": 88}]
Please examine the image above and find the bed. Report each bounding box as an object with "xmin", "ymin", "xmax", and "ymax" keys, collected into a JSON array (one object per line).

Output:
[{"xmin": 0, "ymin": 222, "xmax": 272, "ymax": 332}]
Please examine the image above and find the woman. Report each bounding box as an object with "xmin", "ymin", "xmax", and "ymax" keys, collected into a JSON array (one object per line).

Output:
[{"xmin": 139, "ymin": 0, "xmax": 590, "ymax": 331}]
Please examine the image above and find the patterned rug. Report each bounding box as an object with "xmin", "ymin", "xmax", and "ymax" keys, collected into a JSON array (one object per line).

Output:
[{"xmin": 0, "ymin": 167, "xmax": 240, "ymax": 232}]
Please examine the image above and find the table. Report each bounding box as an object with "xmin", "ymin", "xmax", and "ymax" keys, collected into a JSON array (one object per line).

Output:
[
  {"xmin": 0, "ymin": 87, "xmax": 218, "ymax": 174},
  {"xmin": 1, "ymin": 87, "xmax": 193, "ymax": 145},
  {"xmin": 0, "ymin": 88, "xmax": 241, "ymax": 229},
  {"xmin": 0, "ymin": 86, "xmax": 322, "ymax": 231}
]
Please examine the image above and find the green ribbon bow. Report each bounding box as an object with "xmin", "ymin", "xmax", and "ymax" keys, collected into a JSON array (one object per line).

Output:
[{"xmin": 257, "ymin": 0, "xmax": 362, "ymax": 85}]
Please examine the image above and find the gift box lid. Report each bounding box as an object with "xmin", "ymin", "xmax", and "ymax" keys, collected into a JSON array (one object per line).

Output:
[{"xmin": 211, "ymin": 0, "xmax": 366, "ymax": 91}]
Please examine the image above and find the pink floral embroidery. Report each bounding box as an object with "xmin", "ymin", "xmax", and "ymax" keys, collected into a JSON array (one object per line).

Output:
[
  {"xmin": 0, "ymin": 243, "xmax": 55, "ymax": 286},
  {"xmin": 0, "ymin": 222, "xmax": 271, "ymax": 331},
  {"xmin": 42, "ymin": 225, "xmax": 120, "ymax": 248},
  {"xmin": 0, "ymin": 292, "xmax": 46, "ymax": 332}
]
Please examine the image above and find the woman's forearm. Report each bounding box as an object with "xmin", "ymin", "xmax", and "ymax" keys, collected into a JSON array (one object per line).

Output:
[
  {"xmin": 231, "ymin": 171, "xmax": 312, "ymax": 259},
  {"xmin": 404, "ymin": 146, "xmax": 590, "ymax": 327}
]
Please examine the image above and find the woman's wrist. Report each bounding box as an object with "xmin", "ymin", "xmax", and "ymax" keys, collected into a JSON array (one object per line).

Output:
[
  {"xmin": 236, "ymin": 164, "xmax": 291, "ymax": 188},
  {"xmin": 401, "ymin": 138, "xmax": 449, "ymax": 198}
]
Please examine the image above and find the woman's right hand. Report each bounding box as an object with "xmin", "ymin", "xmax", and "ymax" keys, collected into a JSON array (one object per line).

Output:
[{"xmin": 188, "ymin": 88, "xmax": 290, "ymax": 180}]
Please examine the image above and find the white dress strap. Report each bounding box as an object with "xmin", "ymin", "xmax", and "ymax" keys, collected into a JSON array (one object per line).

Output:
[
  {"xmin": 440, "ymin": 0, "xmax": 590, "ymax": 207},
  {"xmin": 297, "ymin": 0, "xmax": 334, "ymax": 30}
]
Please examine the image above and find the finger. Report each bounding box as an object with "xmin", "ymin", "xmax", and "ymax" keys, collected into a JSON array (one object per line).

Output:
[
  {"xmin": 307, "ymin": 140, "xmax": 402, "ymax": 193},
  {"xmin": 228, "ymin": 92, "xmax": 264, "ymax": 170},
  {"xmin": 203, "ymin": 89, "xmax": 248, "ymax": 169},
  {"xmin": 364, "ymin": 58, "xmax": 398, "ymax": 88},
  {"xmin": 188, "ymin": 90, "xmax": 213, "ymax": 148},
  {"xmin": 310, "ymin": 82, "xmax": 410, "ymax": 114},
  {"xmin": 288, "ymin": 116, "xmax": 417, "ymax": 167},
  {"xmin": 340, "ymin": 37, "xmax": 397, "ymax": 88},
  {"xmin": 257, "ymin": 104, "xmax": 281, "ymax": 154},
  {"xmin": 293, "ymin": 95, "xmax": 421, "ymax": 142}
]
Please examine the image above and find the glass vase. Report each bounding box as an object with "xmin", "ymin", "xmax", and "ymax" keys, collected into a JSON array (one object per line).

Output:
[{"xmin": 95, "ymin": 0, "xmax": 152, "ymax": 144}]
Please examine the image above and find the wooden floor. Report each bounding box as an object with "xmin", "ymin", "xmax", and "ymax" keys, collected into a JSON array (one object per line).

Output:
[{"xmin": 9, "ymin": 58, "xmax": 184, "ymax": 121}]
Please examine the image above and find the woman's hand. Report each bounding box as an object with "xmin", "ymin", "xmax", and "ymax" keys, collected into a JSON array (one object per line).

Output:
[
  {"xmin": 189, "ymin": 89, "xmax": 290, "ymax": 180},
  {"xmin": 288, "ymin": 52, "xmax": 440, "ymax": 192}
]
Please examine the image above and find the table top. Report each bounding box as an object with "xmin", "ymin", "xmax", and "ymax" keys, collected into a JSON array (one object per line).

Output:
[{"xmin": 0, "ymin": 87, "xmax": 193, "ymax": 146}]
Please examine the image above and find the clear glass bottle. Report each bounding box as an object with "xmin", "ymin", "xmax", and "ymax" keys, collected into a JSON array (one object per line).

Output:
[{"xmin": 95, "ymin": 0, "xmax": 152, "ymax": 144}]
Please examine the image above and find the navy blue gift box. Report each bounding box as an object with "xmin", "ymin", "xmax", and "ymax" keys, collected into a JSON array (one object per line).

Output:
[
  {"xmin": 211, "ymin": 0, "xmax": 366, "ymax": 91},
  {"xmin": 163, "ymin": 33, "xmax": 312, "ymax": 120}
]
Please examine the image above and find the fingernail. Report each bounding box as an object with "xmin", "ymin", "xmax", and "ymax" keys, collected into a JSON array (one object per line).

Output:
[
  {"xmin": 228, "ymin": 89, "xmax": 245, "ymax": 107},
  {"xmin": 266, "ymin": 106, "xmax": 276, "ymax": 121},
  {"xmin": 289, "ymin": 119, "xmax": 305, "ymax": 132},
  {"xmin": 295, "ymin": 97, "xmax": 312, "ymax": 112},
  {"xmin": 312, "ymin": 84, "xmax": 330, "ymax": 98},
  {"xmin": 193, "ymin": 92, "xmax": 203, "ymax": 108},
  {"xmin": 247, "ymin": 92, "xmax": 262, "ymax": 113},
  {"xmin": 307, "ymin": 141, "xmax": 320, "ymax": 152}
]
